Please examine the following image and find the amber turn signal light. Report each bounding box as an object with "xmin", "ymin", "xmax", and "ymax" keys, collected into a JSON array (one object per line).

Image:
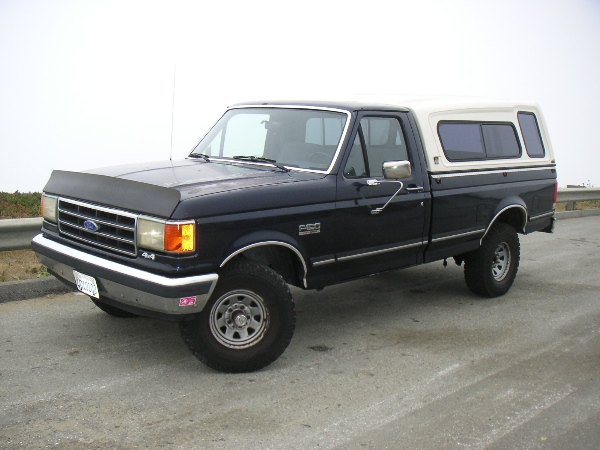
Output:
[{"xmin": 164, "ymin": 223, "xmax": 195, "ymax": 252}]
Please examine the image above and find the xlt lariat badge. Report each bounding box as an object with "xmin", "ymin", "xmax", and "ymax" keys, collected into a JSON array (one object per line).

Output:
[{"xmin": 299, "ymin": 223, "xmax": 320, "ymax": 236}]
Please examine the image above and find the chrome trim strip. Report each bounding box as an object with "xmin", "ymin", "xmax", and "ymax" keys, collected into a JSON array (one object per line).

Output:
[
  {"xmin": 59, "ymin": 231, "xmax": 136, "ymax": 256},
  {"xmin": 529, "ymin": 211, "xmax": 555, "ymax": 220},
  {"xmin": 33, "ymin": 234, "xmax": 218, "ymax": 289},
  {"xmin": 431, "ymin": 165, "xmax": 556, "ymax": 180},
  {"xmin": 60, "ymin": 221, "xmax": 133, "ymax": 243},
  {"xmin": 58, "ymin": 197, "xmax": 139, "ymax": 256},
  {"xmin": 482, "ymin": 205, "xmax": 528, "ymax": 242},
  {"xmin": 59, "ymin": 197, "xmax": 139, "ymax": 220},
  {"xmin": 312, "ymin": 258, "xmax": 336, "ymax": 267},
  {"xmin": 337, "ymin": 241, "xmax": 423, "ymax": 262},
  {"xmin": 431, "ymin": 228, "xmax": 485, "ymax": 243},
  {"xmin": 220, "ymin": 241, "xmax": 309, "ymax": 288},
  {"xmin": 58, "ymin": 210, "xmax": 135, "ymax": 231}
]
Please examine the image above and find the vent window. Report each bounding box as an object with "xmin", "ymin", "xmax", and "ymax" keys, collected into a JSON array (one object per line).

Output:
[{"xmin": 518, "ymin": 112, "xmax": 546, "ymax": 157}]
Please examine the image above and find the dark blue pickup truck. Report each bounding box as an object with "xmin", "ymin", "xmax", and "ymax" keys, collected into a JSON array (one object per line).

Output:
[{"xmin": 32, "ymin": 97, "xmax": 557, "ymax": 372}]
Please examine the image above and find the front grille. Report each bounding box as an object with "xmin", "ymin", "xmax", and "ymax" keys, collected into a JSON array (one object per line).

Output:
[{"xmin": 57, "ymin": 198, "xmax": 138, "ymax": 257}]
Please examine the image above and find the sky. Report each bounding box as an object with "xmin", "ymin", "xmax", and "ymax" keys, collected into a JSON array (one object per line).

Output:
[{"xmin": 1, "ymin": 0, "xmax": 599, "ymax": 192}]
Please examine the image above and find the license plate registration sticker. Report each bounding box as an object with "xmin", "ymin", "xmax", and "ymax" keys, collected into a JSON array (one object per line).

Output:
[{"xmin": 73, "ymin": 270, "xmax": 99, "ymax": 299}]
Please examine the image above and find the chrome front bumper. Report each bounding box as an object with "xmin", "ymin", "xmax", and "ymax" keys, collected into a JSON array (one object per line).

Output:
[{"xmin": 31, "ymin": 234, "xmax": 218, "ymax": 317}]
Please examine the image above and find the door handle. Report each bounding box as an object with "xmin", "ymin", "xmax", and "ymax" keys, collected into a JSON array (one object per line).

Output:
[{"xmin": 406, "ymin": 186, "xmax": 424, "ymax": 193}]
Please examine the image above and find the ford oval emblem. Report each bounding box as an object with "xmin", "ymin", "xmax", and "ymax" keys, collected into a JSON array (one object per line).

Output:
[{"xmin": 83, "ymin": 220, "xmax": 100, "ymax": 232}]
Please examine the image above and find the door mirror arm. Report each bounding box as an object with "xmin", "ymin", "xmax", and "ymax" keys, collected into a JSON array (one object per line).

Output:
[
  {"xmin": 367, "ymin": 160, "xmax": 411, "ymax": 215},
  {"xmin": 367, "ymin": 180, "xmax": 404, "ymax": 215}
]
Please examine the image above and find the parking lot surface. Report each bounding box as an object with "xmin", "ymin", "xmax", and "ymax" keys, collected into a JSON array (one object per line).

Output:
[{"xmin": 1, "ymin": 216, "xmax": 599, "ymax": 449}]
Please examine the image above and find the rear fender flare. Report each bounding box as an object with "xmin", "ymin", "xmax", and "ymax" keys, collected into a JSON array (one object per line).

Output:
[{"xmin": 481, "ymin": 201, "xmax": 527, "ymax": 243}]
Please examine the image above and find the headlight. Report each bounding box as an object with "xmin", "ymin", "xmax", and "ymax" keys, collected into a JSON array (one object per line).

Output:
[
  {"xmin": 137, "ymin": 217, "xmax": 195, "ymax": 253},
  {"xmin": 41, "ymin": 194, "xmax": 58, "ymax": 223}
]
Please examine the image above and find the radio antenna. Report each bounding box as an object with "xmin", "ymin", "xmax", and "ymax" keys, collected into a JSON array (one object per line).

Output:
[{"xmin": 169, "ymin": 65, "xmax": 176, "ymax": 161}]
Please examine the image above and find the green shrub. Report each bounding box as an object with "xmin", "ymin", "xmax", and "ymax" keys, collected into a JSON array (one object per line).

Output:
[{"xmin": 0, "ymin": 192, "xmax": 42, "ymax": 219}]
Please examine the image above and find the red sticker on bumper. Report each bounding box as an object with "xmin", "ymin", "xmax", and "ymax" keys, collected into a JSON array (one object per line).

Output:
[{"xmin": 179, "ymin": 296, "xmax": 197, "ymax": 307}]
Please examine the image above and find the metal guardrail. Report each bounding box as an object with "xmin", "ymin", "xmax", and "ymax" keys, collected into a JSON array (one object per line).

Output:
[
  {"xmin": 556, "ymin": 187, "xmax": 600, "ymax": 202},
  {"xmin": 0, "ymin": 217, "xmax": 43, "ymax": 251},
  {"xmin": 0, "ymin": 188, "xmax": 599, "ymax": 252}
]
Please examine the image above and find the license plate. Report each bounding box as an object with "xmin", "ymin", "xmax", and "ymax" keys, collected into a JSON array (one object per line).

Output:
[{"xmin": 73, "ymin": 270, "xmax": 99, "ymax": 299}]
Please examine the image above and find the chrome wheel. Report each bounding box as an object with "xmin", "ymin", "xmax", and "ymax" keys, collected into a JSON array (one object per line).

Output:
[
  {"xmin": 209, "ymin": 290, "xmax": 269, "ymax": 349},
  {"xmin": 180, "ymin": 259, "xmax": 295, "ymax": 373},
  {"xmin": 492, "ymin": 242, "xmax": 511, "ymax": 282}
]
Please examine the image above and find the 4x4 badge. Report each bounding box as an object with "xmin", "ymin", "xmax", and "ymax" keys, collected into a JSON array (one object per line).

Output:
[{"xmin": 299, "ymin": 223, "xmax": 320, "ymax": 236}]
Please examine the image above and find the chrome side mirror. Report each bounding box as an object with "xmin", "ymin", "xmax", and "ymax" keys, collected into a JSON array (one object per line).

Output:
[{"xmin": 382, "ymin": 160, "xmax": 411, "ymax": 179}]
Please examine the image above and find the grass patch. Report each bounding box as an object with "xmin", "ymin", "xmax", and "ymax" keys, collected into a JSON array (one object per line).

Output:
[
  {"xmin": 555, "ymin": 200, "xmax": 600, "ymax": 212},
  {"xmin": 0, "ymin": 191, "xmax": 41, "ymax": 219},
  {"xmin": 0, "ymin": 249, "xmax": 49, "ymax": 282},
  {"xmin": 1, "ymin": 192, "xmax": 45, "ymax": 282}
]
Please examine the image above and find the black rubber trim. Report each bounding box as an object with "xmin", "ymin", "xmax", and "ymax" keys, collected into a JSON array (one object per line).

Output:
[
  {"xmin": 43, "ymin": 170, "xmax": 181, "ymax": 218},
  {"xmin": 94, "ymin": 294, "xmax": 196, "ymax": 322}
]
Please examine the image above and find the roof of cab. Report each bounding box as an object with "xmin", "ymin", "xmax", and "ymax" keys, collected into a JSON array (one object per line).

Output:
[
  {"xmin": 230, "ymin": 96, "xmax": 552, "ymax": 172},
  {"xmin": 231, "ymin": 95, "xmax": 539, "ymax": 116}
]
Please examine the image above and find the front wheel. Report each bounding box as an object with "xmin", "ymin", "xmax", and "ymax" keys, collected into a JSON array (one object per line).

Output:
[
  {"xmin": 179, "ymin": 259, "xmax": 296, "ymax": 373},
  {"xmin": 464, "ymin": 223, "xmax": 520, "ymax": 297}
]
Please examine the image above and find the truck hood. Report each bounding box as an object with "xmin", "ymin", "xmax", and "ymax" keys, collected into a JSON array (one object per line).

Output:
[
  {"xmin": 43, "ymin": 159, "xmax": 324, "ymax": 218},
  {"xmin": 85, "ymin": 159, "xmax": 307, "ymax": 198}
]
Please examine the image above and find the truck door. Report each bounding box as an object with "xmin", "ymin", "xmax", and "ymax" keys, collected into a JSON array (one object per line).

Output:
[{"xmin": 334, "ymin": 112, "xmax": 427, "ymax": 278}]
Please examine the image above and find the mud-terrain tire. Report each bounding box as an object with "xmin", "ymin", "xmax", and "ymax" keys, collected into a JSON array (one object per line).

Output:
[
  {"xmin": 464, "ymin": 223, "xmax": 520, "ymax": 297},
  {"xmin": 90, "ymin": 297, "xmax": 139, "ymax": 318},
  {"xmin": 179, "ymin": 259, "xmax": 296, "ymax": 373}
]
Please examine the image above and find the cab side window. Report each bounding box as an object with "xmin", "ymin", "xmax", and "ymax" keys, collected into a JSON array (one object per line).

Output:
[{"xmin": 344, "ymin": 117, "xmax": 408, "ymax": 178}]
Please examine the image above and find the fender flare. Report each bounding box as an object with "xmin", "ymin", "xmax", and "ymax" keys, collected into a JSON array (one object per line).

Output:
[
  {"xmin": 220, "ymin": 231, "xmax": 309, "ymax": 288},
  {"xmin": 481, "ymin": 200, "xmax": 528, "ymax": 243}
]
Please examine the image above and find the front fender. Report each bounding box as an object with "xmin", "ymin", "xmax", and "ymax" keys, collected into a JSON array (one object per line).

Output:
[{"xmin": 219, "ymin": 231, "xmax": 309, "ymax": 285}]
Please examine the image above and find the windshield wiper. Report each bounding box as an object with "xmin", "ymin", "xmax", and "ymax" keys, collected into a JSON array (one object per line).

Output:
[
  {"xmin": 189, "ymin": 153, "xmax": 211, "ymax": 162},
  {"xmin": 232, "ymin": 155, "xmax": 290, "ymax": 172}
]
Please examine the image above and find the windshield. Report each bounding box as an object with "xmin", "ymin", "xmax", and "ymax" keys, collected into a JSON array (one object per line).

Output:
[{"xmin": 190, "ymin": 107, "xmax": 349, "ymax": 171}]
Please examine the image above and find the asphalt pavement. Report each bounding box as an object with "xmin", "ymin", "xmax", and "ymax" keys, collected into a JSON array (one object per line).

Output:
[
  {"xmin": 1, "ymin": 216, "xmax": 599, "ymax": 449},
  {"xmin": 0, "ymin": 277, "xmax": 69, "ymax": 304}
]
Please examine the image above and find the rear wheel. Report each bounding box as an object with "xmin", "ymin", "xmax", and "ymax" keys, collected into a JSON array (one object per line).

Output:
[
  {"xmin": 464, "ymin": 223, "xmax": 520, "ymax": 297},
  {"xmin": 180, "ymin": 259, "xmax": 296, "ymax": 373}
]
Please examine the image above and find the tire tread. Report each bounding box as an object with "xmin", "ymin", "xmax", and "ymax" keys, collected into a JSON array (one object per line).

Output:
[
  {"xmin": 180, "ymin": 259, "xmax": 295, "ymax": 373},
  {"xmin": 464, "ymin": 223, "xmax": 520, "ymax": 297}
]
